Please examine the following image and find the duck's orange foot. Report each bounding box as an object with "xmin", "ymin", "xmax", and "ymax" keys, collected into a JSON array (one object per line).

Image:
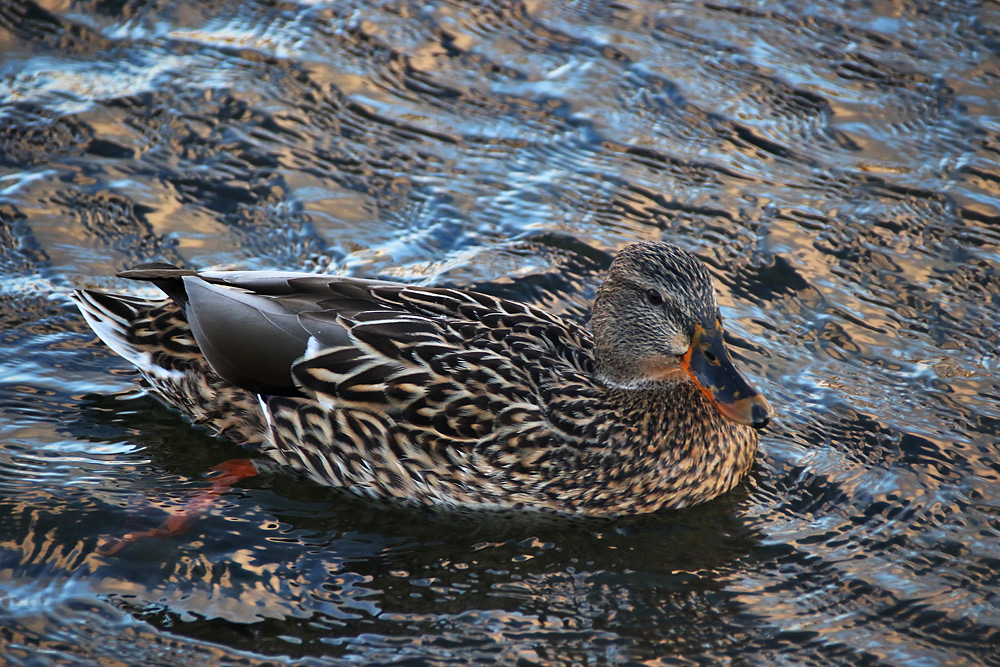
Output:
[{"xmin": 97, "ymin": 458, "xmax": 259, "ymax": 556}]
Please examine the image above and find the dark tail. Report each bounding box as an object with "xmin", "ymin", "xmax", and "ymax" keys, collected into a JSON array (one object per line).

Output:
[{"xmin": 116, "ymin": 262, "xmax": 197, "ymax": 308}]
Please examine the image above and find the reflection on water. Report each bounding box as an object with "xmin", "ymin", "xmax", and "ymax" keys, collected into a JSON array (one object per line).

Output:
[{"xmin": 1, "ymin": 0, "xmax": 999, "ymax": 664}]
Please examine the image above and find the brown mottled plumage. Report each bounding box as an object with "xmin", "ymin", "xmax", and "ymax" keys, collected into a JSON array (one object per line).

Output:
[{"xmin": 73, "ymin": 242, "xmax": 772, "ymax": 517}]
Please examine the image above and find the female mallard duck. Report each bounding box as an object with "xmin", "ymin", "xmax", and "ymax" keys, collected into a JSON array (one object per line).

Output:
[{"xmin": 74, "ymin": 242, "xmax": 772, "ymax": 517}]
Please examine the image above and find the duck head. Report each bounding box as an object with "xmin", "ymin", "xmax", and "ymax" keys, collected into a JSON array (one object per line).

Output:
[{"xmin": 592, "ymin": 242, "xmax": 773, "ymax": 429}]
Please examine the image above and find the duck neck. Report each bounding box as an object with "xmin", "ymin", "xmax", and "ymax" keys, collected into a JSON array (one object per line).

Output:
[{"xmin": 594, "ymin": 369, "xmax": 687, "ymax": 392}]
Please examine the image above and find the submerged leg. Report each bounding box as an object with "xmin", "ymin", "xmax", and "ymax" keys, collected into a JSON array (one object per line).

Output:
[{"xmin": 98, "ymin": 459, "xmax": 260, "ymax": 556}]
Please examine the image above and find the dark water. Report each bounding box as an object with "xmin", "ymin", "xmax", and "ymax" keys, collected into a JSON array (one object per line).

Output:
[{"xmin": 2, "ymin": 0, "xmax": 999, "ymax": 664}]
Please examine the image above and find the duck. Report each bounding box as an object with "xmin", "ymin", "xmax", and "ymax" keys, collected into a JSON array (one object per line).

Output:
[{"xmin": 73, "ymin": 242, "xmax": 772, "ymax": 518}]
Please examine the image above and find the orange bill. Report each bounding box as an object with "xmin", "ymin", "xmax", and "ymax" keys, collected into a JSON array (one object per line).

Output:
[{"xmin": 680, "ymin": 323, "xmax": 773, "ymax": 429}]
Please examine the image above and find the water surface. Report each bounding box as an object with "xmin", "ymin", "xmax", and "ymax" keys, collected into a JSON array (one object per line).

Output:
[{"xmin": 1, "ymin": 0, "xmax": 999, "ymax": 664}]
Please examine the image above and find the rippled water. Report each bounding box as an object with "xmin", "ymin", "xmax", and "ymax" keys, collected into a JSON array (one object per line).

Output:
[{"xmin": 2, "ymin": 0, "xmax": 999, "ymax": 664}]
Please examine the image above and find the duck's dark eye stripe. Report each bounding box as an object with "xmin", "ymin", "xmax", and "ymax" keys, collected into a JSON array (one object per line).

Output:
[{"xmin": 646, "ymin": 289, "xmax": 663, "ymax": 305}]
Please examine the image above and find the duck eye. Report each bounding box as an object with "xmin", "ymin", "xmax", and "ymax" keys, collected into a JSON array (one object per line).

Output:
[{"xmin": 645, "ymin": 289, "xmax": 663, "ymax": 306}]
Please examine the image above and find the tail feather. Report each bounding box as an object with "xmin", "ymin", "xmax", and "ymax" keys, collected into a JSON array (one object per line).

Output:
[
  {"xmin": 73, "ymin": 287, "xmax": 269, "ymax": 445},
  {"xmin": 72, "ymin": 289, "xmax": 163, "ymax": 369}
]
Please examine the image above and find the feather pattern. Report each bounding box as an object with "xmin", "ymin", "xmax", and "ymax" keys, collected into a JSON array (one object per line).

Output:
[{"xmin": 73, "ymin": 243, "xmax": 772, "ymax": 516}]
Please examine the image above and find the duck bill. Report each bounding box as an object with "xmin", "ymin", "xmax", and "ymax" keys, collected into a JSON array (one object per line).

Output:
[{"xmin": 680, "ymin": 323, "xmax": 773, "ymax": 429}]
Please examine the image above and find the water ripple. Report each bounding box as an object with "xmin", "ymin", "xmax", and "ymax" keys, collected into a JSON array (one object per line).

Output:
[{"xmin": 2, "ymin": 0, "xmax": 999, "ymax": 664}]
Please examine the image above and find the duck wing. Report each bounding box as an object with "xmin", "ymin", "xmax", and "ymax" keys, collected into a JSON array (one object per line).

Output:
[
  {"xmin": 119, "ymin": 265, "xmax": 597, "ymax": 438},
  {"xmin": 118, "ymin": 264, "xmax": 384, "ymax": 394}
]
